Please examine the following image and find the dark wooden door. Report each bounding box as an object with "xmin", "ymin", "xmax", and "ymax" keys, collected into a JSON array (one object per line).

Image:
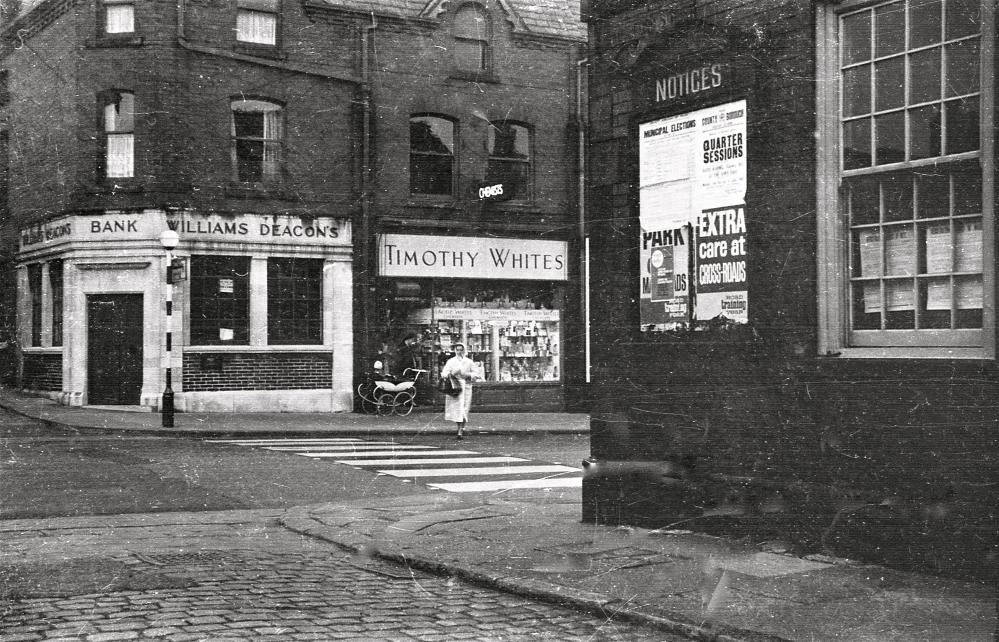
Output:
[{"xmin": 87, "ymin": 294, "xmax": 143, "ymax": 405}]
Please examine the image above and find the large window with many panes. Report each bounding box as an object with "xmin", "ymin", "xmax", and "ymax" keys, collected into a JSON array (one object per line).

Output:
[
  {"xmin": 267, "ymin": 258, "xmax": 322, "ymax": 345},
  {"xmin": 190, "ymin": 256, "xmax": 250, "ymax": 345},
  {"xmin": 817, "ymin": 0, "xmax": 993, "ymax": 356}
]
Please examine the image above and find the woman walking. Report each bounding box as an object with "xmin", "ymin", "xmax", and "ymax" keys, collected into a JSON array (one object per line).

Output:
[{"xmin": 441, "ymin": 343, "xmax": 476, "ymax": 439}]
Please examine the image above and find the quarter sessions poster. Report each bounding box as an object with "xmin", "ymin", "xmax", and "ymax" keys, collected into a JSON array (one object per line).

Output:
[{"xmin": 638, "ymin": 100, "xmax": 748, "ymax": 329}]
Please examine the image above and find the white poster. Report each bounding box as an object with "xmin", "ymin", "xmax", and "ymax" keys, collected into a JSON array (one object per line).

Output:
[{"xmin": 638, "ymin": 100, "xmax": 748, "ymax": 329}]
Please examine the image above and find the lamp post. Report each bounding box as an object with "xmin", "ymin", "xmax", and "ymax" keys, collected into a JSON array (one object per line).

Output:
[{"xmin": 159, "ymin": 229, "xmax": 179, "ymax": 427}]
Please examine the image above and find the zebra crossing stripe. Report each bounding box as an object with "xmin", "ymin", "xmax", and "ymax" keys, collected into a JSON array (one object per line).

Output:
[
  {"xmin": 263, "ymin": 444, "xmax": 435, "ymax": 451},
  {"xmin": 207, "ymin": 439, "xmax": 582, "ymax": 494},
  {"xmin": 428, "ymin": 478, "xmax": 583, "ymax": 492},
  {"xmin": 326, "ymin": 456, "xmax": 529, "ymax": 466},
  {"xmin": 376, "ymin": 464, "xmax": 580, "ymax": 478},
  {"xmin": 206, "ymin": 439, "xmax": 367, "ymax": 445},
  {"xmin": 289, "ymin": 449, "xmax": 478, "ymax": 458}
]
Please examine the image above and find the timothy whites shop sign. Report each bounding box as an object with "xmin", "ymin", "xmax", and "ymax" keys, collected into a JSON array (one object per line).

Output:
[{"xmin": 378, "ymin": 234, "xmax": 567, "ymax": 281}]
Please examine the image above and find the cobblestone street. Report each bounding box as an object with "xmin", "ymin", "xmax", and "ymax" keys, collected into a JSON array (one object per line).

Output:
[{"xmin": 0, "ymin": 513, "xmax": 679, "ymax": 641}]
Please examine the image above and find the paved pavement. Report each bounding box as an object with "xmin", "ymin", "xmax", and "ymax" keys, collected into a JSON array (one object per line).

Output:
[
  {"xmin": 0, "ymin": 389, "xmax": 587, "ymax": 436},
  {"xmin": 2, "ymin": 388, "xmax": 997, "ymax": 641}
]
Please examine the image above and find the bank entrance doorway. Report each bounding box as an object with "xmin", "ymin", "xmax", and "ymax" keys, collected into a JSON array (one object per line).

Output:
[{"xmin": 87, "ymin": 294, "xmax": 143, "ymax": 405}]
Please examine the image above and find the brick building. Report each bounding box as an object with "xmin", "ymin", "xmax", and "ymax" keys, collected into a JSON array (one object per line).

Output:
[
  {"xmin": 342, "ymin": 0, "xmax": 587, "ymax": 411},
  {"xmin": 0, "ymin": 0, "xmax": 585, "ymax": 413},
  {"xmin": 581, "ymin": 0, "xmax": 997, "ymax": 576}
]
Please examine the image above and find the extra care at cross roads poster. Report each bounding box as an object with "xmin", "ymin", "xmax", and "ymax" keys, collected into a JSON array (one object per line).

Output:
[{"xmin": 638, "ymin": 99, "xmax": 748, "ymax": 330}]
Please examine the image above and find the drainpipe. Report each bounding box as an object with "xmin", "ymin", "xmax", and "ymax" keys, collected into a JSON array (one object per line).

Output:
[
  {"xmin": 576, "ymin": 56, "xmax": 590, "ymax": 384},
  {"xmin": 359, "ymin": 17, "xmax": 376, "ymax": 376}
]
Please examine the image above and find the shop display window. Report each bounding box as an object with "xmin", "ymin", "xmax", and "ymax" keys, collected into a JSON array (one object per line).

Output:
[
  {"xmin": 397, "ymin": 282, "xmax": 561, "ymax": 384},
  {"xmin": 190, "ymin": 255, "xmax": 250, "ymax": 345}
]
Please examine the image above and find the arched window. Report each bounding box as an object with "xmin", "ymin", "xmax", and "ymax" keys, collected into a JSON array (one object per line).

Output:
[
  {"xmin": 453, "ymin": 4, "xmax": 491, "ymax": 74},
  {"xmin": 410, "ymin": 115, "xmax": 455, "ymax": 196},
  {"xmin": 486, "ymin": 122, "xmax": 531, "ymax": 201},
  {"xmin": 102, "ymin": 91, "xmax": 134, "ymax": 179},
  {"xmin": 231, "ymin": 99, "xmax": 283, "ymax": 185}
]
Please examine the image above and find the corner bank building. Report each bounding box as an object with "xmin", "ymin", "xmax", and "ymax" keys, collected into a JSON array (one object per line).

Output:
[
  {"xmin": 0, "ymin": 0, "xmax": 585, "ymax": 414},
  {"xmin": 582, "ymin": 0, "xmax": 997, "ymax": 568}
]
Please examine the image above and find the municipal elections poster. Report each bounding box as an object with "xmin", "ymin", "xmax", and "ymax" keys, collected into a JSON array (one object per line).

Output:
[{"xmin": 639, "ymin": 100, "xmax": 748, "ymax": 329}]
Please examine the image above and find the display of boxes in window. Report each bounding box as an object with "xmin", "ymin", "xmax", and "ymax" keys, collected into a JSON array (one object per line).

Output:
[{"xmin": 406, "ymin": 304, "xmax": 560, "ymax": 383}]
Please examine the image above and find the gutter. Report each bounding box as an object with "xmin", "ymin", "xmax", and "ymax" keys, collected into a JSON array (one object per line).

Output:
[
  {"xmin": 577, "ymin": 56, "xmax": 590, "ymax": 384},
  {"xmin": 359, "ymin": 17, "xmax": 376, "ymax": 376}
]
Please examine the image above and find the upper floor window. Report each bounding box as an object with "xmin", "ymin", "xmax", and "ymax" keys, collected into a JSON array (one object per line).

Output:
[
  {"xmin": 237, "ymin": 0, "xmax": 279, "ymax": 46},
  {"xmin": 486, "ymin": 122, "xmax": 532, "ymax": 201},
  {"xmin": 817, "ymin": 0, "xmax": 992, "ymax": 356},
  {"xmin": 102, "ymin": 91, "xmax": 134, "ymax": 179},
  {"xmin": 103, "ymin": 0, "xmax": 135, "ymax": 35},
  {"xmin": 453, "ymin": 4, "xmax": 491, "ymax": 74},
  {"xmin": 410, "ymin": 115, "xmax": 455, "ymax": 196},
  {"xmin": 231, "ymin": 99, "xmax": 283, "ymax": 185}
]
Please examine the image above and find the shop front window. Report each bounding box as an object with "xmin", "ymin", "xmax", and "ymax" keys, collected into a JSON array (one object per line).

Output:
[
  {"xmin": 267, "ymin": 258, "xmax": 322, "ymax": 345},
  {"xmin": 394, "ymin": 282, "xmax": 562, "ymax": 383},
  {"xmin": 28, "ymin": 263, "xmax": 41, "ymax": 347},
  {"xmin": 190, "ymin": 256, "xmax": 250, "ymax": 345},
  {"xmin": 817, "ymin": 0, "xmax": 992, "ymax": 356},
  {"xmin": 50, "ymin": 260, "xmax": 63, "ymax": 347}
]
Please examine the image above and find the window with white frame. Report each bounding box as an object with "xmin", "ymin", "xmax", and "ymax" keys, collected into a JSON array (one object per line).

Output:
[
  {"xmin": 103, "ymin": 0, "xmax": 135, "ymax": 35},
  {"xmin": 486, "ymin": 121, "xmax": 532, "ymax": 201},
  {"xmin": 453, "ymin": 4, "xmax": 491, "ymax": 74},
  {"xmin": 232, "ymin": 99, "xmax": 283, "ymax": 185},
  {"xmin": 817, "ymin": 0, "xmax": 993, "ymax": 355},
  {"xmin": 237, "ymin": 0, "xmax": 279, "ymax": 46},
  {"xmin": 102, "ymin": 91, "xmax": 134, "ymax": 179}
]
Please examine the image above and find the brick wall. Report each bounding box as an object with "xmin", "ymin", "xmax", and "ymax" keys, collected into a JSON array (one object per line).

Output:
[
  {"xmin": 22, "ymin": 352, "xmax": 61, "ymax": 391},
  {"xmin": 182, "ymin": 352, "xmax": 332, "ymax": 391},
  {"xmin": 583, "ymin": 0, "xmax": 999, "ymax": 530},
  {"xmin": 1, "ymin": 0, "xmax": 359, "ymax": 225}
]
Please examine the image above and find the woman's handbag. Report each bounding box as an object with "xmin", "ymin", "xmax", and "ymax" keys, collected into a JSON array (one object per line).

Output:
[{"xmin": 439, "ymin": 375, "xmax": 461, "ymax": 397}]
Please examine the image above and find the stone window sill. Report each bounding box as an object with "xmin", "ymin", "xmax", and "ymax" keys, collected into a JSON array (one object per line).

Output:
[{"xmin": 87, "ymin": 36, "xmax": 144, "ymax": 48}]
